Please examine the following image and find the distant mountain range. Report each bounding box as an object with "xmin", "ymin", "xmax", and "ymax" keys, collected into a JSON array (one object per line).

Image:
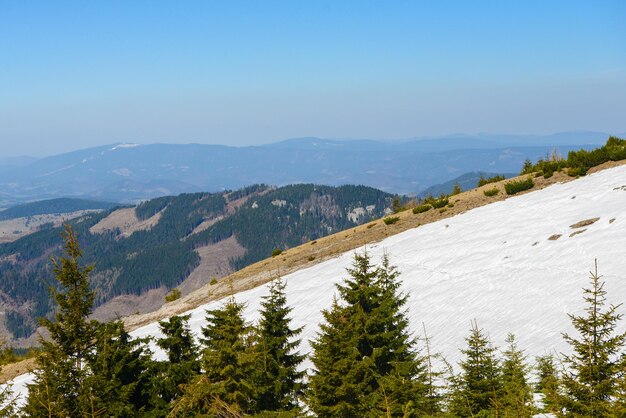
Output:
[{"xmin": 0, "ymin": 131, "xmax": 613, "ymax": 204}]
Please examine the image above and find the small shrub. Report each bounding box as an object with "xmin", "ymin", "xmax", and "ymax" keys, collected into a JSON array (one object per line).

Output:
[
  {"xmin": 504, "ymin": 177, "xmax": 534, "ymax": 195},
  {"xmin": 439, "ymin": 208, "xmax": 447, "ymax": 213},
  {"xmin": 310, "ymin": 240, "xmax": 317, "ymax": 245},
  {"xmin": 483, "ymin": 187, "xmax": 499, "ymax": 197},
  {"xmin": 164, "ymin": 288, "xmax": 181, "ymax": 303},
  {"xmin": 451, "ymin": 182, "xmax": 462, "ymax": 195},
  {"xmin": 413, "ymin": 204, "xmax": 431, "ymax": 214},
  {"xmin": 431, "ymin": 197, "xmax": 449, "ymax": 209},
  {"xmin": 383, "ymin": 216, "xmax": 400, "ymax": 225},
  {"xmin": 210, "ymin": 277, "xmax": 218, "ymax": 285},
  {"xmin": 307, "ymin": 255, "xmax": 316, "ymax": 262},
  {"xmin": 447, "ymin": 203, "xmax": 454, "ymax": 208},
  {"xmin": 366, "ymin": 223, "xmax": 376, "ymax": 229},
  {"xmin": 477, "ymin": 175, "xmax": 505, "ymax": 187},
  {"xmin": 271, "ymin": 248, "xmax": 282, "ymax": 257}
]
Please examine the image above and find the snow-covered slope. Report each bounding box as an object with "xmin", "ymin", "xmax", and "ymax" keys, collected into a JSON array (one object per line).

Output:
[{"xmin": 8, "ymin": 164, "xmax": 626, "ymax": 404}]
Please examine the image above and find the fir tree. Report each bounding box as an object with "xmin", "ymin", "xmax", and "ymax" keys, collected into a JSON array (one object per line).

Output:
[
  {"xmin": 25, "ymin": 225, "xmax": 100, "ymax": 417},
  {"xmin": 535, "ymin": 354, "xmax": 561, "ymax": 415},
  {"xmin": 450, "ymin": 321, "xmax": 501, "ymax": 417},
  {"xmin": 309, "ymin": 251, "xmax": 430, "ymax": 417},
  {"xmin": 252, "ymin": 277, "xmax": 305, "ymax": 414},
  {"xmin": 561, "ymin": 261, "xmax": 626, "ymax": 417},
  {"xmin": 500, "ymin": 333, "xmax": 533, "ymax": 417}
]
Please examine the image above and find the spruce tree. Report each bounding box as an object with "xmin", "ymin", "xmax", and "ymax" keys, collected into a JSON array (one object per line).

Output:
[
  {"xmin": 150, "ymin": 314, "xmax": 200, "ymax": 414},
  {"xmin": 535, "ymin": 354, "xmax": 561, "ymax": 415},
  {"xmin": 25, "ymin": 224, "xmax": 100, "ymax": 417},
  {"xmin": 252, "ymin": 277, "xmax": 305, "ymax": 414},
  {"xmin": 309, "ymin": 251, "xmax": 430, "ymax": 417},
  {"xmin": 0, "ymin": 352, "xmax": 15, "ymax": 418},
  {"xmin": 561, "ymin": 261, "xmax": 626, "ymax": 417},
  {"xmin": 500, "ymin": 333, "xmax": 533, "ymax": 417},
  {"xmin": 450, "ymin": 321, "xmax": 502, "ymax": 417},
  {"xmin": 613, "ymin": 354, "xmax": 626, "ymax": 416},
  {"xmin": 172, "ymin": 297, "xmax": 255, "ymax": 416},
  {"xmin": 87, "ymin": 321, "xmax": 154, "ymax": 417}
]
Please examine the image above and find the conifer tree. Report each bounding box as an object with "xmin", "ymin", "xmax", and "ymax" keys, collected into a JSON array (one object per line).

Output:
[
  {"xmin": 0, "ymin": 350, "xmax": 15, "ymax": 418},
  {"xmin": 172, "ymin": 297, "xmax": 255, "ymax": 416},
  {"xmin": 25, "ymin": 224, "xmax": 100, "ymax": 417},
  {"xmin": 450, "ymin": 321, "xmax": 501, "ymax": 417},
  {"xmin": 535, "ymin": 354, "xmax": 561, "ymax": 415},
  {"xmin": 561, "ymin": 261, "xmax": 626, "ymax": 417},
  {"xmin": 612, "ymin": 354, "xmax": 626, "ymax": 416},
  {"xmin": 309, "ymin": 251, "xmax": 430, "ymax": 417},
  {"xmin": 252, "ymin": 277, "xmax": 305, "ymax": 414},
  {"xmin": 150, "ymin": 314, "xmax": 200, "ymax": 414},
  {"xmin": 87, "ymin": 320, "xmax": 154, "ymax": 417},
  {"xmin": 500, "ymin": 333, "xmax": 533, "ymax": 417}
]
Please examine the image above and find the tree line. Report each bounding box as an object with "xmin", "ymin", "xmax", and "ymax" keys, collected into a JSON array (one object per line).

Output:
[{"xmin": 1, "ymin": 226, "xmax": 625, "ymax": 417}]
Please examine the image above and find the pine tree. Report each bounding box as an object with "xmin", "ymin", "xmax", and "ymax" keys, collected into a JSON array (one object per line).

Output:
[
  {"xmin": 252, "ymin": 277, "xmax": 306, "ymax": 414},
  {"xmin": 535, "ymin": 354, "xmax": 561, "ymax": 415},
  {"xmin": 500, "ymin": 333, "xmax": 533, "ymax": 417},
  {"xmin": 172, "ymin": 297, "xmax": 255, "ymax": 416},
  {"xmin": 561, "ymin": 261, "xmax": 626, "ymax": 417},
  {"xmin": 25, "ymin": 224, "xmax": 101, "ymax": 417},
  {"xmin": 450, "ymin": 321, "xmax": 502, "ymax": 417},
  {"xmin": 309, "ymin": 251, "xmax": 430, "ymax": 417}
]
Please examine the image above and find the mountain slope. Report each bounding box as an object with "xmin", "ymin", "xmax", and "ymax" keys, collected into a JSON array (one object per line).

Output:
[
  {"xmin": 418, "ymin": 171, "xmax": 516, "ymax": 198},
  {"xmin": 127, "ymin": 162, "xmax": 626, "ymax": 371},
  {"xmin": 0, "ymin": 198, "xmax": 118, "ymax": 221},
  {"xmin": 0, "ymin": 184, "xmax": 394, "ymax": 340}
]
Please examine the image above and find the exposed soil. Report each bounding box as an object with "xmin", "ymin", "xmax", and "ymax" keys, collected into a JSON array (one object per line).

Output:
[
  {"xmin": 569, "ymin": 217, "xmax": 600, "ymax": 229},
  {"xmin": 89, "ymin": 207, "xmax": 162, "ymax": 238}
]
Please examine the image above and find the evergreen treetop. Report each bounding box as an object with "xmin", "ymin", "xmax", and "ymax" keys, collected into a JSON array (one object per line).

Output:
[{"xmin": 561, "ymin": 260, "xmax": 626, "ymax": 417}]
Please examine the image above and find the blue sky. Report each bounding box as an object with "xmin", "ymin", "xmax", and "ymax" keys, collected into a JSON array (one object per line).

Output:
[{"xmin": 1, "ymin": 1, "xmax": 625, "ymax": 156}]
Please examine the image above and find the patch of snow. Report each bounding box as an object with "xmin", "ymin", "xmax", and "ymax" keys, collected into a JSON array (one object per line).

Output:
[
  {"xmin": 110, "ymin": 143, "xmax": 141, "ymax": 151},
  {"xmin": 271, "ymin": 199, "xmax": 287, "ymax": 207},
  {"xmin": 347, "ymin": 207, "xmax": 365, "ymax": 222}
]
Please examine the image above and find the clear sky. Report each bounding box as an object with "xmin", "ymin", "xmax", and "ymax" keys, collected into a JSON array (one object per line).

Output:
[{"xmin": 1, "ymin": 1, "xmax": 625, "ymax": 157}]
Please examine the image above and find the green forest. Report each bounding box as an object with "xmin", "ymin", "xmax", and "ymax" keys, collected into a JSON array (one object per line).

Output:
[
  {"xmin": 1, "ymin": 227, "xmax": 624, "ymax": 417},
  {"xmin": 0, "ymin": 184, "xmax": 394, "ymax": 338}
]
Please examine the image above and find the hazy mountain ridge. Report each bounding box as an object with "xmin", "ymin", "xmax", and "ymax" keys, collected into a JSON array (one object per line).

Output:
[{"xmin": 0, "ymin": 132, "xmax": 610, "ymax": 203}]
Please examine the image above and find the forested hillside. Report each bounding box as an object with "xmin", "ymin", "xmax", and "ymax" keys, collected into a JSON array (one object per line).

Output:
[
  {"xmin": 0, "ymin": 184, "xmax": 393, "ymax": 339},
  {"xmin": 0, "ymin": 198, "xmax": 118, "ymax": 221}
]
